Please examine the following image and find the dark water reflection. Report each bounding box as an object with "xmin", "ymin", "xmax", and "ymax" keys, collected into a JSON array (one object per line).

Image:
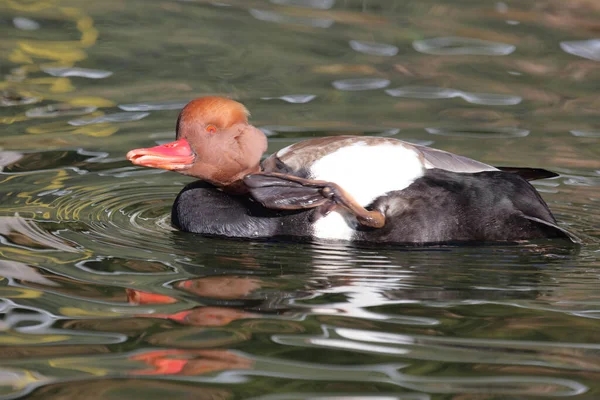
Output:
[{"xmin": 1, "ymin": 0, "xmax": 600, "ymax": 399}]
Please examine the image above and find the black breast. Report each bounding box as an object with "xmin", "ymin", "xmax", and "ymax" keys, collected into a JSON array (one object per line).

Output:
[{"xmin": 171, "ymin": 181, "xmax": 312, "ymax": 239}]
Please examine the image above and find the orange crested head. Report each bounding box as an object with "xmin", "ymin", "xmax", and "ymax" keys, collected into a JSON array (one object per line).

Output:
[{"xmin": 127, "ymin": 96, "xmax": 267, "ymax": 191}]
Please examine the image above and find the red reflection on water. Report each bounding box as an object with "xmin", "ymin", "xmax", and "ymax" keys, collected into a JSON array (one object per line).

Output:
[
  {"xmin": 130, "ymin": 349, "xmax": 253, "ymax": 376},
  {"xmin": 126, "ymin": 288, "xmax": 177, "ymax": 305}
]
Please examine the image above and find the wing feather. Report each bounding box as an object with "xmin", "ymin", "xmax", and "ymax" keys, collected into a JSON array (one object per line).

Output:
[{"xmin": 413, "ymin": 144, "xmax": 498, "ymax": 173}]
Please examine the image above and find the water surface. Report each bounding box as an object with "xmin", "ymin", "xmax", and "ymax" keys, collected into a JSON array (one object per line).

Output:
[{"xmin": 0, "ymin": 0, "xmax": 599, "ymax": 398}]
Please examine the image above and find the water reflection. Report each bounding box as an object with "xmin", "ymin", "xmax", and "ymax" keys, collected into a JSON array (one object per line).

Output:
[
  {"xmin": 271, "ymin": 0, "xmax": 336, "ymax": 10},
  {"xmin": 12, "ymin": 17, "xmax": 40, "ymax": 31},
  {"xmin": 68, "ymin": 112, "xmax": 150, "ymax": 126},
  {"xmin": 349, "ymin": 40, "xmax": 399, "ymax": 56},
  {"xmin": 261, "ymin": 94, "xmax": 317, "ymax": 104},
  {"xmin": 0, "ymin": 261, "xmax": 58, "ymax": 287},
  {"xmin": 41, "ymin": 67, "xmax": 113, "ymax": 79},
  {"xmin": 0, "ymin": 225, "xmax": 597, "ymax": 398},
  {"xmin": 249, "ymin": 9, "xmax": 335, "ymax": 28},
  {"xmin": 118, "ymin": 100, "xmax": 190, "ymax": 112},
  {"xmin": 560, "ymin": 39, "xmax": 600, "ymax": 62},
  {"xmin": 425, "ymin": 126, "xmax": 529, "ymax": 138},
  {"xmin": 571, "ymin": 130, "xmax": 600, "ymax": 138},
  {"xmin": 332, "ymin": 78, "xmax": 390, "ymax": 91},
  {"xmin": 412, "ymin": 37, "xmax": 516, "ymax": 56},
  {"xmin": 26, "ymin": 380, "xmax": 231, "ymax": 400},
  {"xmin": 386, "ymin": 86, "xmax": 522, "ymax": 106},
  {"xmin": 25, "ymin": 103, "xmax": 97, "ymax": 118}
]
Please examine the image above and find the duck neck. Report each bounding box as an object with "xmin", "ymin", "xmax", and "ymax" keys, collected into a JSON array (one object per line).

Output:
[{"xmin": 219, "ymin": 165, "xmax": 263, "ymax": 195}]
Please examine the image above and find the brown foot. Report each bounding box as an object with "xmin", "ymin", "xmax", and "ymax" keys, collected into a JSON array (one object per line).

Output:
[{"xmin": 244, "ymin": 172, "xmax": 385, "ymax": 229}]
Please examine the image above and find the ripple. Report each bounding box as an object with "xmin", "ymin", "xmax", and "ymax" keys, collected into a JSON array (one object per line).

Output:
[
  {"xmin": 386, "ymin": 86, "xmax": 521, "ymax": 105},
  {"xmin": 425, "ymin": 126, "xmax": 529, "ymax": 138},
  {"xmin": 97, "ymin": 167, "xmax": 167, "ymax": 178},
  {"xmin": 268, "ymin": 326, "xmax": 590, "ymax": 395},
  {"xmin": 1, "ymin": 161, "xmax": 182, "ymax": 258},
  {"xmin": 249, "ymin": 9, "xmax": 334, "ymax": 28},
  {"xmin": 270, "ymin": 0, "xmax": 335, "ymax": 9},
  {"xmin": 562, "ymin": 175, "xmax": 600, "ymax": 187},
  {"xmin": 332, "ymin": 78, "xmax": 390, "ymax": 91},
  {"xmin": 0, "ymin": 260, "xmax": 58, "ymax": 286},
  {"xmin": 13, "ymin": 17, "xmax": 40, "ymax": 31},
  {"xmin": 68, "ymin": 112, "xmax": 149, "ymax": 126},
  {"xmin": 261, "ymin": 94, "xmax": 317, "ymax": 103},
  {"xmin": 0, "ymin": 216, "xmax": 78, "ymax": 253},
  {"xmin": 0, "ymin": 367, "xmax": 45, "ymax": 398},
  {"xmin": 118, "ymin": 100, "xmax": 189, "ymax": 112},
  {"xmin": 48, "ymin": 181, "xmax": 180, "ymax": 255},
  {"xmin": 0, "ymin": 298, "xmax": 126, "ymax": 344},
  {"xmin": 250, "ymin": 394, "xmax": 429, "ymax": 400},
  {"xmin": 460, "ymin": 91, "xmax": 521, "ymax": 105},
  {"xmin": 258, "ymin": 126, "xmax": 404, "ymax": 140},
  {"xmin": 496, "ymin": 2, "xmax": 509, "ymax": 13},
  {"xmin": 549, "ymin": 184, "xmax": 600, "ymax": 245},
  {"xmin": 349, "ymin": 40, "xmax": 399, "ymax": 56},
  {"xmin": 275, "ymin": 323, "xmax": 600, "ymax": 372},
  {"xmin": 0, "ymin": 151, "xmax": 24, "ymax": 170},
  {"xmin": 208, "ymin": 350, "xmax": 588, "ymax": 396},
  {"xmin": 560, "ymin": 39, "xmax": 600, "ymax": 62},
  {"xmin": 386, "ymin": 86, "xmax": 457, "ymax": 100},
  {"xmin": 413, "ymin": 37, "xmax": 516, "ymax": 56},
  {"xmin": 570, "ymin": 130, "xmax": 600, "ymax": 138},
  {"xmin": 41, "ymin": 67, "xmax": 113, "ymax": 79},
  {"xmin": 1, "ymin": 149, "xmax": 111, "ymax": 173},
  {"xmin": 1, "ymin": 90, "xmax": 40, "ymax": 107},
  {"xmin": 26, "ymin": 103, "xmax": 97, "ymax": 118}
]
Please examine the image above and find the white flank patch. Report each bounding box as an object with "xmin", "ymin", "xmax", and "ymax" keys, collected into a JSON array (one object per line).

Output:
[{"xmin": 310, "ymin": 142, "xmax": 424, "ymax": 241}]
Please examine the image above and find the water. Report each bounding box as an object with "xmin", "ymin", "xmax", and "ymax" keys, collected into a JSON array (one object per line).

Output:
[{"xmin": 1, "ymin": 0, "xmax": 599, "ymax": 398}]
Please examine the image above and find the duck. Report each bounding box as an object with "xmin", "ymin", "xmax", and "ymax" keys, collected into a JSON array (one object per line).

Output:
[{"xmin": 126, "ymin": 96, "xmax": 578, "ymax": 245}]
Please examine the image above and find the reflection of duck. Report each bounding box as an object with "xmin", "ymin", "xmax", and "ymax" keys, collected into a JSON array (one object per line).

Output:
[{"xmin": 127, "ymin": 97, "xmax": 577, "ymax": 244}]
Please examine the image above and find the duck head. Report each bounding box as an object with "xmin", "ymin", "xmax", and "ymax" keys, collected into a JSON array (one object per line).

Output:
[{"xmin": 126, "ymin": 97, "xmax": 267, "ymax": 191}]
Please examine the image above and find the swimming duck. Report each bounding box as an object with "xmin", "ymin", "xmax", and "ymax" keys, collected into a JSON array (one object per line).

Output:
[{"xmin": 126, "ymin": 96, "xmax": 577, "ymax": 244}]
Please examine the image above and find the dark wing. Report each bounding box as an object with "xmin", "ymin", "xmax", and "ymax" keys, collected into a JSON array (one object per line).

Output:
[
  {"xmin": 522, "ymin": 215, "xmax": 581, "ymax": 244},
  {"xmin": 245, "ymin": 173, "xmax": 385, "ymax": 228},
  {"xmin": 495, "ymin": 167, "xmax": 559, "ymax": 181},
  {"xmin": 244, "ymin": 174, "xmax": 329, "ymax": 210}
]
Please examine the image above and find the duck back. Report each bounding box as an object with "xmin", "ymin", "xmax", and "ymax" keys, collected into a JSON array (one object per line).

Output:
[{"xmin": 357, "ymin": 169, "xmax": 575, "ymax": 244}]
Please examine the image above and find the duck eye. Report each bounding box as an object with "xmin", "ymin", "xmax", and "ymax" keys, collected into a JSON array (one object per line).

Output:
[{"xmin": 206, "ymin": 125, "xmax": 217, "ymax": 134}]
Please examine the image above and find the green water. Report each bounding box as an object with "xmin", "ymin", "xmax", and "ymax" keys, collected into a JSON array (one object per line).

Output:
[{"xmin": 0, "ymin": 0, "xmax": 599, "ymax": 398}]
